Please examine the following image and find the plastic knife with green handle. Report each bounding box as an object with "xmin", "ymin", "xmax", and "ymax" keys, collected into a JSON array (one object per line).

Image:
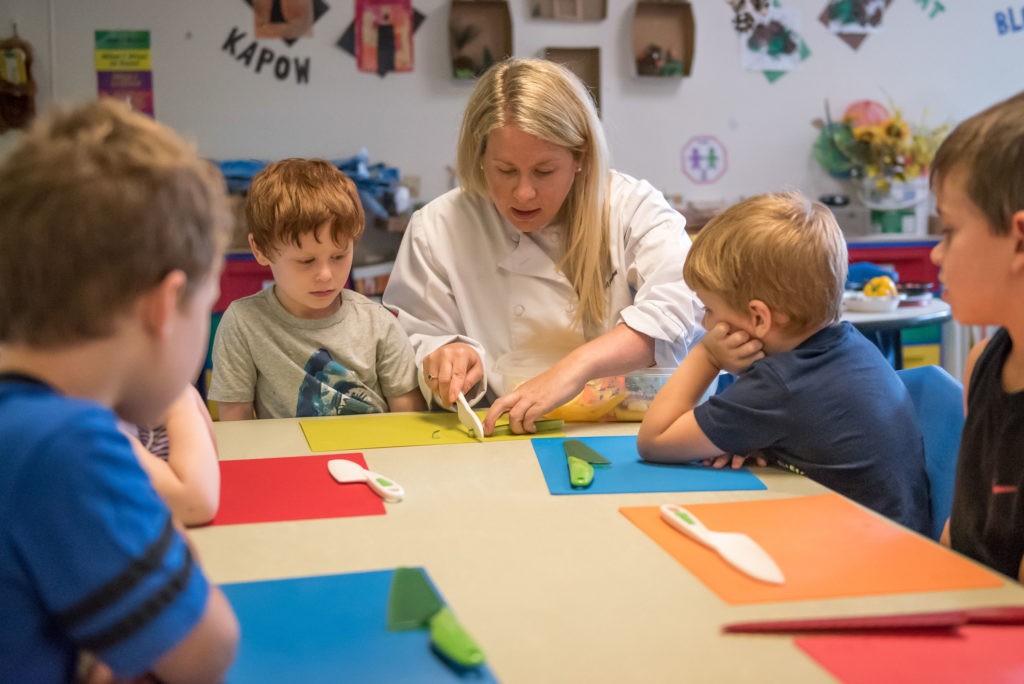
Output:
[{"xmin": 387, "ymin": 567, "xmax": 486, "ymax": 668}]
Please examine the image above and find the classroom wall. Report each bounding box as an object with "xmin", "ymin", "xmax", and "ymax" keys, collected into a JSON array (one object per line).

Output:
[{"xmin": 2, "ymin": 1, "xmax": 1021, "ymax": 206}]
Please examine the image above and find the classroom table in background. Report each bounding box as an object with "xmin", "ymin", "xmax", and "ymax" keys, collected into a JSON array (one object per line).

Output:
[
  {"xmin": 191, "ymin": 416, "xmax": 1024, "ymax": 683},
  {"xmin": 843, "ymin": 298, "xmax": 952, "ymax": 370}
]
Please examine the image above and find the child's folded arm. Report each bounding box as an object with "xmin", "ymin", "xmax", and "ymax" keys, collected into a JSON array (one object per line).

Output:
[{"xmin": 637, "ymin": 343, "xmax": 725, "ymax": 463}]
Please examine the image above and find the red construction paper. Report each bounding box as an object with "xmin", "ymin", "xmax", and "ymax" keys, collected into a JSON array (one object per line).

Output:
[
  {"xmin": 796, "ymin": 624, "xmax": 1024, "ymax": 683},
  {"xmin": 210, "ymin": 453, "xmax": 385, "ymax": 525},
  {"xmin": 621, "ymin": 493, "xmax": 1003, "ymax": 605}
]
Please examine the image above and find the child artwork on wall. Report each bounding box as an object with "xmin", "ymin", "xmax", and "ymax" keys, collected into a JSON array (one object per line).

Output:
[
  {"xmin": 337, "ymin": 0, "xmax": 425, "ymax": 76},
  {"xmin": 357, "ymin": 0, "xmax": 414, "ymax": 76},
  {"xmin": 820, "ymin": 0, "xmax": 891, "ymax": 50},
  {"xmin": 726, "ymin": 0, "xmax": 810, "ymax": 83},
  {"xmin": 242, "ymin": 0, "xmax": 330, "ymax": 46}
]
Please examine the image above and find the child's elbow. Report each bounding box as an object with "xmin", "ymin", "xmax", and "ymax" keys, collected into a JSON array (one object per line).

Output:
[
  {"xmin": 636, "ymin": 432, "xmax": 659, "ymax": 462},
  {"xmin": 178, "ymin": 493, "xmax": 220, "ymax": 527}
]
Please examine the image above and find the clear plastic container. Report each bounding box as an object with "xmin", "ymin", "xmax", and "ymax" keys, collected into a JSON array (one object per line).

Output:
[{"xmin": 494, "ymin": 349, "xmax": 674, "ymax": 422}]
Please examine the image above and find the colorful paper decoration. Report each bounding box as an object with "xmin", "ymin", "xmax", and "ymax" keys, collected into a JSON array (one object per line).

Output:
[
  {"xmin": 94, "ymin": 31, "xmax": 154, "ymax": 116},
  {"xmin": 681, "ymin": 135, "xmax": 728, "ymax": 184}
]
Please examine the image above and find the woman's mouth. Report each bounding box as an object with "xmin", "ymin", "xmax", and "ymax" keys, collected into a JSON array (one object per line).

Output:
[{"xmin": 511, "ymin": 207, "xmax": 541, "ymax": 220}]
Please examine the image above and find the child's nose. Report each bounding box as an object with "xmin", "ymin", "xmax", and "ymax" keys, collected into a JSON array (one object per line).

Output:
[{"xmin": 930, "ymin": 241, "xmax": 943, "ymax": 266}]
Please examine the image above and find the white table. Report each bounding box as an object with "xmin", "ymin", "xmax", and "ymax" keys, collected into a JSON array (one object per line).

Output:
[{"xmin": 190, "ymin": 417, "xmax": 1024, "ymax": 683}]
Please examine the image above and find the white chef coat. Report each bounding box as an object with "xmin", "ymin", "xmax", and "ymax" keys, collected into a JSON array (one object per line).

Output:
[{"xmin": 382, "ymin": 170, "xmax": 705, "ymax": 402}]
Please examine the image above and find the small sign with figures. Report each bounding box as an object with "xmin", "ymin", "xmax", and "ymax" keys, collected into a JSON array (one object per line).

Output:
[{"xmin": 681, "ymin": 135, "xmax": 728, "ymax": 184}]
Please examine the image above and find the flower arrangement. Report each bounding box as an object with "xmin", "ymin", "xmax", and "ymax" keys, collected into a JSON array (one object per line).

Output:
[{"xmin": 813, "ymin": 99, "xmax": 950, "ymax": 193}]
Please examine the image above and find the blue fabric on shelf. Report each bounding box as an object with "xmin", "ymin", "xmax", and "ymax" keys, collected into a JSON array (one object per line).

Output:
[
  {"xmin": 847, "ymin": 262, "xmax": 899, "ymax": 289},
  {"xmin": 213, "ymin": 149, "xmax": 403, "ymax": 220}
]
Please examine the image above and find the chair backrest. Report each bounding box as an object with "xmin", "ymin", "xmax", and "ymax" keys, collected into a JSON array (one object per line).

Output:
[{"xmin": 897, "ymin": 365, "xmax": 965, "ymax": 541}]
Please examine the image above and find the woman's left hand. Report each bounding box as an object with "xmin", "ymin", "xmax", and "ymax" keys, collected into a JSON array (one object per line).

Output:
[{"xmin": 483, "ymin": 364, "xmax": 584, "ymax": 435}]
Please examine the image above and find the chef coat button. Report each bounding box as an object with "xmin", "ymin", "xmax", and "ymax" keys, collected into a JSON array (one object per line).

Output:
[{"xmin": 513, "ymin": 304, "xmax": 525, "ymax": 316}]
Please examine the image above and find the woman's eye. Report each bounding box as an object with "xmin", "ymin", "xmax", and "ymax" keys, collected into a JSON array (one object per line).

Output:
[{"xmin": 535, "ymin": 169, "xmax": 554, "ymax": 177}]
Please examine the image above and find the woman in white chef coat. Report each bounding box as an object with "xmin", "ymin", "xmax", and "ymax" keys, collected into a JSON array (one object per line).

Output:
[{"xmin": 383, "ymin": 57, "xmax": 704, "ymax": 434}]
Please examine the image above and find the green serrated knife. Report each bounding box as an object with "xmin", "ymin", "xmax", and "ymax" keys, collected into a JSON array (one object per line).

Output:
[
  {"xmin": 564, "ymin": 439, "xmax": 611, "ymax": 488},
  {"xmin": 387, "ymin": 567, "xmax": 486, "ymax": 669}
]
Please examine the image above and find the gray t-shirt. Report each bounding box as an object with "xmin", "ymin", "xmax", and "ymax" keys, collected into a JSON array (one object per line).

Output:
[{"xmin": 209, "ymin": 287, "xmax": 419, "ymax": 418}]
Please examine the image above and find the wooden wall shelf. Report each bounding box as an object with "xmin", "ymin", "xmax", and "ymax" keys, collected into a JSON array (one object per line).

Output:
[
  {"xmin": 632, "ymin": 0, "xmax": 695, "ymax": 77},
  {"xmin": 542, "ymin": 47, "xmax": 601, "ymax": 114},
  {"xmin": 449, "ymin": 0, "xmax": 512, "ymax": 79}
]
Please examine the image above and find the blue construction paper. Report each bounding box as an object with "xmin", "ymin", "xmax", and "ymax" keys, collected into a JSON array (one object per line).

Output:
[
  {"xmin": 531, "ymin": 436, "xmax": 766, "ymax": 495},
  {"xmin": 222, "ymin": 569, "xmax": 497, "ymax": 683}
]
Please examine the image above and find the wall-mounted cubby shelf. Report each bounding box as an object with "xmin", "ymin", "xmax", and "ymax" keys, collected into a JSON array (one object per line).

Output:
[
  {"xmin": 632, "ymin": 0, "xmax": 694, "ymax": 77},
  {"xmin": 542, "ymin": 46, "xmax": 601, "ymax": 113},
  {"xmin": 449, "ymin": 0, "xmax": 513, "ymax": 79}
]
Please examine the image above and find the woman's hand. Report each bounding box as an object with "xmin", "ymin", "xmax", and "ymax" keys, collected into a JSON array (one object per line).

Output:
[
  {"xmin": 483, "ymin": 363, "xmax": 585, "ymax": 435},
  {"xmin": 422, "ymin": 342, "xmax": 485, "ymax": 408},
  {"xmin": 701, "ymin": 323, "xmax": 764, "ymax": 375}
]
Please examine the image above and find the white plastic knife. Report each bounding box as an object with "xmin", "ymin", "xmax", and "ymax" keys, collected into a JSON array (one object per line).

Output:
[{"xmin": 660, "ymin": 504, "xmax": 785, "ymax": 585}]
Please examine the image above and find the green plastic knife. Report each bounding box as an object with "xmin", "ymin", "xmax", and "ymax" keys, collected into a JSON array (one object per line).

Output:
[
  {"xmin": 387, "ymin": 567, "xmax": 486, "ymax": 668},
  {"xmin": 563, "ymin": 439, "xmax": 612, "ymax": 464},
  {"xmin": 567, "ymin": 454, "xmax": 594, "ymax": 487}
]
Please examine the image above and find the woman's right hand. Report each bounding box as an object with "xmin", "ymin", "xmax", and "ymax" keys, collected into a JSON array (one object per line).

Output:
[{"xmin": 422, "ymin": 342, "xmax": 485, "ymax": 408}]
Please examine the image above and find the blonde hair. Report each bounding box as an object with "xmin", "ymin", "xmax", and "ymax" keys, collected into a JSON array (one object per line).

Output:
[
  {"xmin": 246, "ymin": 158, "xmax": 365, "ymax": 256},
  {"xmin": 0, "ymin": 98, "xmax": 231, "ymax": 347},
  {"xmin": 931, "ymin": 89, "xmax": 1024, "ymax": 237},
  {"xmin": 683, "ymin": 191, "xmax": 847, "ymax": 334},
  {"xmin": 457, "ymin": 57, "xmax": 611, "ymax": 330}
]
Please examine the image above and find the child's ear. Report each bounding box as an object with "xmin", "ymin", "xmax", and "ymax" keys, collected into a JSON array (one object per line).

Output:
[
  {"xmin": 1007, "ymin": 210, "xmax": 1024, "ymax": 266},
  {"xmin": 747, "ymin": 299, "xmax": 775, "ymax": 337},
  {"xmin": 140, "ymin": 270, "xmax": 188, "ymax": 339},
  {"xmin": 248, "ymin": 234, "xmax": 272, "ymax": 266}
]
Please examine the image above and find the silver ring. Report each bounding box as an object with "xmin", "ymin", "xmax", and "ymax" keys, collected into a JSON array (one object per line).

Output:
[{"xmin": 425, "ymin": 373, "xmax": 436, "ymax": 381}]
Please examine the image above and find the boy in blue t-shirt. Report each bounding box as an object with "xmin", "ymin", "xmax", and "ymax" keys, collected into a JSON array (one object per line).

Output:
[
  {"xmin": 0, "ymin": 100, "xmax": 238, "ymax": 680},
  {"xmin": 638, "ymin": 191, "xmax": 930, "ymax": 535},
  {"xmin": 929, "ymin": 90, "xmax": 1024, "ymax": 581}
]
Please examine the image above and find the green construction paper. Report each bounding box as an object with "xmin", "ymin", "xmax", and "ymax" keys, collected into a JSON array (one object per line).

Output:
[{"xmin": 300, "ymin": 411, "xmax": 564, "ymax": 451}]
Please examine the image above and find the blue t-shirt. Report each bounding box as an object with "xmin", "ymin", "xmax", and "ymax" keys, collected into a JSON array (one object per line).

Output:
[
  {"xmin": 694, "ymin": 323, "xmax": 930, "ymax": 535},
  {"xmin": 0, "ymin": 374, "xmax": 209, "ymax": 681}
]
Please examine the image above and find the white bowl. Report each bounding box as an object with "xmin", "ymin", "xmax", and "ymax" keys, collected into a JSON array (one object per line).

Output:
[{"xmin": 843, "ymin": 292, "xmax": 900, "ymax": 313}]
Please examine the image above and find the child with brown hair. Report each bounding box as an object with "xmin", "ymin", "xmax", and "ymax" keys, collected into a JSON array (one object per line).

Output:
[
  {"xmin": 210, "ymin": 158, "xmax": 425, "ymax": 419},
  {"xmin": 638, "ymin": 190, "xmax": 930, "ymax": 535},
  {"xmin": 929, "ymin": 90, "xmax": 1024, "ymax": 580},
  {"xmin": 0, "ymin": 99, "xmax": 238, "ymax": 681}
]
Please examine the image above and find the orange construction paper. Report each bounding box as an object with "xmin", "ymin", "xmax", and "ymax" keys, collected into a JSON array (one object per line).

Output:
[{"xmin": 620, "ymin": 493, "xmax": 1003, "ymax": 605}]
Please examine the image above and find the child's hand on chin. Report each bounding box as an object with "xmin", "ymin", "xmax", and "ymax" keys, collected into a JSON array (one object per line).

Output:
[{"xmin": 703, "ymin": 322, "xmax": 765, "ymax": 375}]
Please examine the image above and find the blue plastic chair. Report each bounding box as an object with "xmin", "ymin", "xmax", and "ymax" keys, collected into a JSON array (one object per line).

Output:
[{"xmin": 897, "ymin": 365, "xmax": 965, "ymax": 540}]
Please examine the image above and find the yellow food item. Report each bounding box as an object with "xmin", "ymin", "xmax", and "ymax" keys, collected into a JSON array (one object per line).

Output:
[{"xmin": 863, "ymin": 276, "xmax": 898, "ymax": 298}]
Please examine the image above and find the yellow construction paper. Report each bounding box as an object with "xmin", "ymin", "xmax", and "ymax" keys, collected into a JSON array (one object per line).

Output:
[{"xmin": 300, "ymin": 411, "xmax": 563, "ymax": 451}]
